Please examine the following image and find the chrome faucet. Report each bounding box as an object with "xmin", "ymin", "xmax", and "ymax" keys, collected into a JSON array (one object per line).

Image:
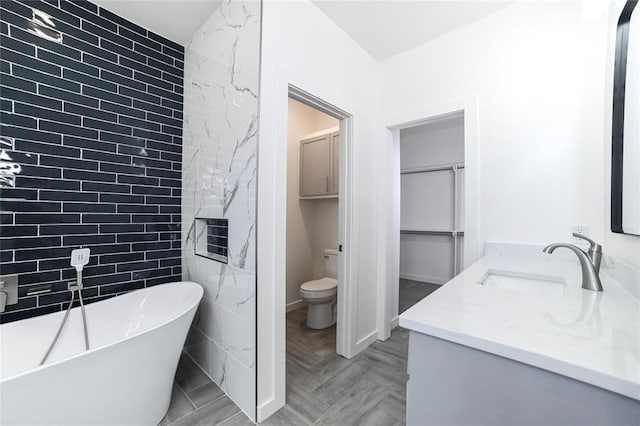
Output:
[{"xmin": 543, "ymin": 233, "xmax": 603, "ymax": 292}]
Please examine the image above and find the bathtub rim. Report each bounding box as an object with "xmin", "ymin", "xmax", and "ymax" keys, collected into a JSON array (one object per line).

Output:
[{"xmin": 0, "ymin": 280, "xmax": 203, "ymax": 383}]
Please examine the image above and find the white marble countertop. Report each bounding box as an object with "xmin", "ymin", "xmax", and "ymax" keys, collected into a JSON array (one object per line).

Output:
[{"xmin": 399, "ymin": 244, "xmax": 640, "ymax": 401}]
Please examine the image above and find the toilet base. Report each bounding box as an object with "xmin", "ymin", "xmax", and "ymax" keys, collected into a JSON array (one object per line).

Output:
[{"xmin": 305, "ymin": 299, "xmax": 336, "ymax": 330}]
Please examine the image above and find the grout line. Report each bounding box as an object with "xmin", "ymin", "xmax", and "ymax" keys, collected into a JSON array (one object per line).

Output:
[
  {"xmin": 182, "ymin": 350, "xmax": 213, "ymax": 383},
  {"xmin": 221, "ymin": 411, "xmax": 256, "ymax": 425},
  {"xmin": 0, "ymin": 47, "xmax": 183, "ymax": 106},
  {"xmin": 217, "ymin": 408, "xmax": 247, "ymax": 425},
  {"xmin": 174, "ymin": 381, "xmax": 197, "ymax": 411},
  {"xmin": 0, "ymin": 2, "xmax": 184, "ymax": 323},
  {"xmin": 284, "ymin": 405, "xmax": 314, "ymax": 426},
  {"xmin": 169, "ymin": 386, "xmax": 240, "ymax": 426},
  {"xmin": 181, "ymin": 381, "xmax": 227, "ymax": 410}
]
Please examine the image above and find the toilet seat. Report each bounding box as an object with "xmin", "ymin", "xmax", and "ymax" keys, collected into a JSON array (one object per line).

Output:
[{"xmin": 300, "ymin": 277, "xmax": 337, "ymax": 299}]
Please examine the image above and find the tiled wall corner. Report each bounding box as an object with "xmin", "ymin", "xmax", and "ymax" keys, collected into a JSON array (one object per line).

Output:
[
  {"xmin": 181, "ymin": 0, "xmax": 260, "ymax": 421},
  {"xmin": 0, "ymin": 0, "xmax": 184, "ymax": 323}
]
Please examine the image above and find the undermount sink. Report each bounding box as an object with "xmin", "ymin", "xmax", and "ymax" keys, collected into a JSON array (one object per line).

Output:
[{"xmin": 478, "ymin": 269, "xmax": 566, "ymax": 297}]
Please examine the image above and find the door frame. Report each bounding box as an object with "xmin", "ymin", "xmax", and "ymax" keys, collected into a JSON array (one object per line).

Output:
[
  {"xmin": 377, "ymin": 97, "xmax": 480, "ymax": 339},
  {"xmin": 288, "ymin": 84, "xmax": 354, "ymax": 358},
  {"xmin": 256, "ymin": 76, "xmax": 356, "ymax": 421}
]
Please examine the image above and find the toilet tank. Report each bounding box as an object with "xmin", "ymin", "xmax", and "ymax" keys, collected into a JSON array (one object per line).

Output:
[{"xmin": 324, "ymin": 249, "xmax": 339, "ymax": 279}]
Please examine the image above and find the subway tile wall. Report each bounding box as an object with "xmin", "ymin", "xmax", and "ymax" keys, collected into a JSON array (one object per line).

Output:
[
  {"xmin": 205, "ymin": 219, "xmax": 228, "ymax": 260},
  {"xmin": 0, "ymin": 0, "xmax": 184, "ymax": 323}
]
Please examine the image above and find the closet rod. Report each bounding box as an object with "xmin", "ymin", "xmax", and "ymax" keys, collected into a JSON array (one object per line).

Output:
[
  {"xmin": 400, "ymin": 230, "xmax": 465, "ymax": 236},
  {"xmin": 401, "ymin": 163, "xmax": 465, "ymax": 175}
]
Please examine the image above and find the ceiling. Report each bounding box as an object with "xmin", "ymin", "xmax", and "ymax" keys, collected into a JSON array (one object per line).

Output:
[
  {"xmin": 311, "ymin": 1, "xmax": 512, "ymax": 61},
  {"xmin": 90, "ymin": 1, "xmax": 511, "ymax": 57},
  {"xmin": 91, "ymin": 0, "xmax": 222, "ymax": 45}
]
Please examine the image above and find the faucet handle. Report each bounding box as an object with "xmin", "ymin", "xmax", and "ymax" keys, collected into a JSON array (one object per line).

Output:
[
  {"xmin": 572, "ymin": 233, "xmax": 602, "ymax": 253},
  {"xmin": 0, "ymin": 275, "xmax": 18, "ymax": 310}
]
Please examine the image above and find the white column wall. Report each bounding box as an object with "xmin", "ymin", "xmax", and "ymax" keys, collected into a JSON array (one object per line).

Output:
[
  {"xmin": 257, "ymin": 0, "xmax": 382, "ymax": 419},
  {"xmin": 181, "ymin": 1, "xmax": 261, "ymax": 420}
]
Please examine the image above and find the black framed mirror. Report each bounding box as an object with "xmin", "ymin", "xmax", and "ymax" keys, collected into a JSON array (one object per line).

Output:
[{"xmin": 612, "ymin": 0, "xmax": 640, "ymax": 235}]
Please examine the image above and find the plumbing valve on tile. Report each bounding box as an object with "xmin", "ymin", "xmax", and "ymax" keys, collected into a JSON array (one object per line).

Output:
[{"xmin": 0, "ymin": 275, "xmax": 18, "ymax": 313}]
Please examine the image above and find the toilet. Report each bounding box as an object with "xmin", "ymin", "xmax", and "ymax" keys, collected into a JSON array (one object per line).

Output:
[{"xmin": 299, "ymin": 249, "xmax": 338, "ymax": 329}]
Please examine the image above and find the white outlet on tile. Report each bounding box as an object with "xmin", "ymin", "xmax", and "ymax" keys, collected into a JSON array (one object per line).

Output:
[{"xmin": 571, "ymin": 225, "xmax": 590, "ymax": 243}]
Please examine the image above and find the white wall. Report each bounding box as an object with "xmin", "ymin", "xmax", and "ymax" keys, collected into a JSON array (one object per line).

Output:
[
  {"xmin": 399, "ymin": 117, "xmax": 464, "ymax": 284},
  {"xmin": 257, "ymin": 0, "xmax": 640, "ymax": 421},
  {"xmin": 286, "ymin": 98, "xmax": 338, "ymax": 308},
  {"xmin": 310, "ymin": 199, "xmax": 339, "ymax": 277},
  {"xmin": 257, "ymin": 0, "xmax": 381, "ymax": 419},
  {"xmin": 382, "ymin": 2, "xmax": 610, "ymax": 255},
  {"xmin": 400, "ymin": 118, "xmax": 464, "ymax": 169}
]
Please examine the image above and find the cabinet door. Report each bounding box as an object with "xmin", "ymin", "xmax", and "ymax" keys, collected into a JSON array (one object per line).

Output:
[
  {"xmin": 330, "ymin": 132, "xmax": 339, "ymax": 195},
  {"xmin": 300, "ymin": 134, "xmax": 330, "ymax": 197}
]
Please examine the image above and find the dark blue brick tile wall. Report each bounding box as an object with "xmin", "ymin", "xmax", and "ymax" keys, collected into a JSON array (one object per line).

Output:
[
  {"xmin": 206, "ymin": 219, "xmax": 228, "ymax": 259},
  {"xmin": 0, "ymin": 0, "xmax": 183, "ymax": 323}
]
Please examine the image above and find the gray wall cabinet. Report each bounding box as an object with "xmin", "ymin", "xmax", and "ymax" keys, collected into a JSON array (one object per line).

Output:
[{"xmin": 299, "ymin": 131, "xmax": 339, "ymax": 198}]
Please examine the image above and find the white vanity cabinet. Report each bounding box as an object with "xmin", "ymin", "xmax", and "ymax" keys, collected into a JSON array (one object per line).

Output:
[
  {"xmin": 299, "ymin": 131, "xmax": 339, "ymax": 198},
  {"xmin": 405, "ymin": 331, "xmax": 640, "ymax": 425},
  {"xmin": 400, "ymin": 251, "xmax": 640, "ymax": 425}
]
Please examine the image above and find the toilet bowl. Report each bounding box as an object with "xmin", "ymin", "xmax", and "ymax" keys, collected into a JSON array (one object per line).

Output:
[{"xmin": 300, "ymin": 249, "xmax": 338, "ymax": 329}]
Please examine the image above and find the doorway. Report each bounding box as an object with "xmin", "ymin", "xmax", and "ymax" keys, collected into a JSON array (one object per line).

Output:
[
  {"xmin": 379, "ymin": 99, "xmax": 479, "ymax": 337},
  {"xmin": 284, "ymin": 97, "xmax": 340, "ymax": 377},
  {"xmin": 280, "ymin": 88, "xmax": 355, "ymax": 420},
  {"xmin": 256, "ymin": 84, "xmax": 356, "ymax": 421},
  {"xmin": 398, "ymin": 113, "xmax": 465, "ymax": 314},
  {"xmin": 286, "ymin": 86, "xmax": 353, "ymax": 359},
  {"xmin": 285, "ymin": 98, "xmax": 339, "ymax": 314}
]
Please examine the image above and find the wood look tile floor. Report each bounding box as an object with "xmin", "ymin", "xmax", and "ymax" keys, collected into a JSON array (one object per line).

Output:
[
  {"xmin": 398, "ymin": 279, "xmax": 440, "ymax": 314},
  {"xmin": 159, "ymin": 353, "xmax": 242, "ymax": 426},
  {"xmin": 281, "ymin": 307, "xmax": 408, "ymax": 425},
  {"xmin": 161, "ymin": 280, "xmax": 440, "ymax": 425}
]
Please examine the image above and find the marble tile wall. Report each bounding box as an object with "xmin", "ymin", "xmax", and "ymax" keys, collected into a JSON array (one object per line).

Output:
[{"xmin": 181, "ymin": 1, "xmax": 261, "ymax": 421}]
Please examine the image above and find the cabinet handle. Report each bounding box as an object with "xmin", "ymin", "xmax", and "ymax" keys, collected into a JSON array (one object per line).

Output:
[{"xmin": 326, "ymin": 176, "xmax": 329, "ymax": 192}]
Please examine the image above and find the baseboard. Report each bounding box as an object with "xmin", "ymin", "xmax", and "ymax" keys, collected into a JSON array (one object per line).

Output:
[
  {"xmin": 399, "ymin": 272, "xmax": 446, "ymax": 285},
  {"xmin": 257, "ymin": 396, "xmax": 285, "ymax": 423},
  {"xmin": 286, "ymin": 299, "xmax": 305, "ymax": 312},
  {"xmin": 391, "ymin": 315, "xmax": 399, "ymax": 329},
  {"xmin": 355, "ymin": 330, "xmax": 378, "ymax": 353}
]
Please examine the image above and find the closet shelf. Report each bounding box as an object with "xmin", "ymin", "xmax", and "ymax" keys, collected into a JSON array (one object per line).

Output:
[
  {"xmin": 299, "ymin": 195, "xmax": 339, "ymax": 200},
  {"xmin": 401, "ymin": 163, "xmax": 465, "ymax": 175},
  {"xmin": 400, "ymin": 229, "xmax": 465, "ymax": 236}
]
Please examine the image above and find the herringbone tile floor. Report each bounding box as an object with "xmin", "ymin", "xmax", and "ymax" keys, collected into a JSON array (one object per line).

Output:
[
  {"xmin": 274, "ymin": 279, "xmax": 439, "ymax": 425},
  {"xmin": 281, "ymin": 306, "xmax": 408, "ymax": 425},
  {"xmin": 161, "ymin": 280, "xmax": 440, "ymax": 425}
]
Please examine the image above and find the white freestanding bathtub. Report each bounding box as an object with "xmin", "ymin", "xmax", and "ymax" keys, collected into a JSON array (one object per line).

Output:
[{"xmin": 0, "ymin": 281, "xmax": 203, "ymax": 426}]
